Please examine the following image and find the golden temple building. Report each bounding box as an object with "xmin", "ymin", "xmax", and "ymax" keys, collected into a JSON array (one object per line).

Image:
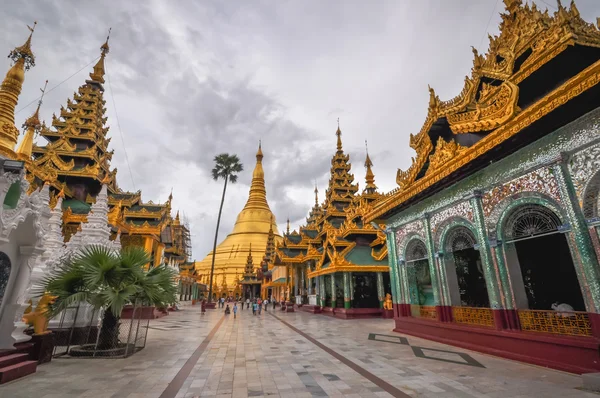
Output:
[
  {"xmin": 194, "ymin": 144, "xmax": 282, "ymax": 297},
  {"xmin": 0, "ymin": 26, "xmax": 192, "ymax": 270},
  {"xmin": 262, "ymin": 125, "xmax": 390, "ymax": 317}
]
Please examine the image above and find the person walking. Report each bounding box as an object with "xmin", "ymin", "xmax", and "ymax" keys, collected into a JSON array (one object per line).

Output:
[
  {"xmin": 272, "ymin": 299, "xmax": 276, "ymax": 310},
  {"xmin": 264, "ymin": 298, "xmax": 268, "ymax": 312},
  {"xmin": 252, "ymin": 301, "xmax": 257, "ymax": 315},
  {"xmin": 246, "ymin": 298, "xmax": 250, "ymax": 310},
  {"xmin": 233, "ymin": 303, "xmax": 238, "ymax": 319},
  {"xmin": 201, "ymin": 299, "xmax": 206, "ymax": 315},
  {"xmin": 258, "ymin": 300, "xmax": 262, "ymax": 315}
]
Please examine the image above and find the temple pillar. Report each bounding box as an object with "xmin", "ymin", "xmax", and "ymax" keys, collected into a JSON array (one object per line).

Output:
[
  {"xmin": 376, "ymin": 272, "xmax": 384, "ymax": 309},
  {"xmin": 319, "ymin": 275, "xmax": 326, "ymax": 307},
  {"xmin": 423, "ymin": 214, "xmax": 446, "ymax": 321},
  {"xmin": 343, "ymin": 272, "xmax": 351, "ymax": 309},
  {"xmin": 470, "ymin": 190, "xmax": 519, "ymax": 330},
  {"xmin": 300, "ymin": 266, "xmax": 306, "ymax": 297},
  {"xmin": 552, "ymin": 160, "xmax": 600, "ymax": 316},
  {"xmin": 330, "ymin": 273, "xmax": 336, "ymax": 308},
  {"xmin": 386, "ymin": 229, "xmax": 404, "ymax": 317}
]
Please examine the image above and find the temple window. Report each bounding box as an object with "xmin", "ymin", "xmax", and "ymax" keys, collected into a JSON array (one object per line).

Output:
[{"xmin": 502, "ymin": 204, "xmax": 585, "ymax": 312}]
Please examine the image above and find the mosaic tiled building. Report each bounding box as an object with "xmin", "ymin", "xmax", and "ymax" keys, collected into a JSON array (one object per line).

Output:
[{"xmin": 365, "ymin": 0, "xmax": 600, "ymax": 373}]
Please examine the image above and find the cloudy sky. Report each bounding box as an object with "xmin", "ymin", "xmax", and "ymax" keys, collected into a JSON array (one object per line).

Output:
[{"xmin": 1, "ymin": 0, "xmax": 598, "ymax": 260}]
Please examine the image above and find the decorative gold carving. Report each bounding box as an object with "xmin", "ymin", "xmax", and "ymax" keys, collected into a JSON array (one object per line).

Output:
[
  {"xmin": 448, "ymin": 81, "xmax": 520, "ymax": 133},
  {"xmin": 426, "ymin": 138, "xmax": 467, "ymax": 177},
  {"xmin": 371, "ymin": 1, "xmax": 600, "ymax": 223},
  {"xmin": 452, "ymin": 306, "xmax": 495, "ymax": 327},
  {"xmin": 368, "ymin": 60, "xmax": 600, "ymax": 223}
]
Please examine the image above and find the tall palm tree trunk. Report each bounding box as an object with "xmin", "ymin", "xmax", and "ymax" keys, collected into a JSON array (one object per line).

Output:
[{"xmin": 208, "ymin": 176, "xmax": 229, "ymax": 303}]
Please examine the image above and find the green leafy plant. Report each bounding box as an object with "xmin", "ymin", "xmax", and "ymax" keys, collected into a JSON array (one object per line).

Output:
[{"xmin": 40, "ymin": 245, "xmax": 177, "ymax": 349}]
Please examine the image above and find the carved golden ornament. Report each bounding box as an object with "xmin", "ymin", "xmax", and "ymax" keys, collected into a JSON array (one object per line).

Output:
[
  {"xmin": 426, "ymin": 137, "xmax": 467, "ymax": 177},
  {"xmin": 448, "ymin": 81, "xmax": 520, "ymax": 133},
  {"xmin": 368, "ymin": 60, "xmax": 600, "ymax": 223}
]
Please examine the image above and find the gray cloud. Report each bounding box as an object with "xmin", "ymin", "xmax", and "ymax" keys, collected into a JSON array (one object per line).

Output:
[{"xmin": 0, "ymin": 0, "xmax": 598, "ymax": 259}]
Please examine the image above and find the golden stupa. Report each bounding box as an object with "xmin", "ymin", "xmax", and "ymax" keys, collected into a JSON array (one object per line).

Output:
[{"xmin": 195, "ymin": 143, "xmax": 282, "ymax": 288}]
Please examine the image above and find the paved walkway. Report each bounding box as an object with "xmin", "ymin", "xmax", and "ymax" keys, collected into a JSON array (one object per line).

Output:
[{"xmin": 0, "ymin": 304, "xmax": 596, "ymax": 398}]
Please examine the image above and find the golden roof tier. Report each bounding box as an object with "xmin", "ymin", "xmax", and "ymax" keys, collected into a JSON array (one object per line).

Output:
[
  {"xmin": 366, "ymin": 0, "xmax": 600, "ymax": 223},
  {"xmin": 194, "ymin": 144, "xmax": 282, "ymax": 286},
  {"xmin": 29, "ymin": 33, "xmax": 118, "ymax": 199}
]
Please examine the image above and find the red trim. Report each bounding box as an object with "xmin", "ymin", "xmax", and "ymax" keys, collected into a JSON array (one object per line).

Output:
[{"xmin": 393, "ymin": 316, "xmax": 600, "ymax": 374}]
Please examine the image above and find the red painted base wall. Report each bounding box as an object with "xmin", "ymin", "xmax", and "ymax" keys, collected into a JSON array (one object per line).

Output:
[{"xmin": 392, "ymin": 315, "xmax": 600, "ymax": 374}]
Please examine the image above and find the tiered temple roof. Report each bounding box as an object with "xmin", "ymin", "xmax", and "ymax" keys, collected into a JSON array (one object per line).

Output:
[
  {"xmin": 270, "ymin": 125, "xmax": 388, "ymax": 279},
  {"xmin": 0, "ymin": 27, "xmax": 191, "ymax": 268},
  {"xmin": 366, "ymin": 0, "xmax": 600, "ymax": 222}
]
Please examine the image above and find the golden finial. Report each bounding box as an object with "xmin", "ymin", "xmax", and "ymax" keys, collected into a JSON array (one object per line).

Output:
[
  {"xmin": 286, "ymin": 218, "xmax": 290, "ymax": 235},
  {"xmin": 336, "ymin": 118, "xmax": 342, "ymax": 152},
  {"xmin": 17, "ymin": 79, "xmax": 47, "ymax": 159},
  {"xmin": 175, "ymin": 210, "xmax": 180, "ymax": 221},
  {"xmin": 89, "ymin": 28, "xmax": 111, "ymax": 84},
  {"xmin": 57, "ymin": 184, "xmax": 66, "ymax": 199},
  {"xmin": 314, "ymin": 182, "xmax": 319, "ymax": 206},
  {"xmin": 0, "ymin": 24, "xmax": 37, "ymax": 157},
  {"xmin": 256, "ymin": 140, "xmax": 263, "ymax": 161},
  {"xmin": 364, "ymin": 140, "xmax": 377, "ymax": 193},
  {"xmin": 9, "ymin": 21, "xmax": 36, "ymax": 71}
]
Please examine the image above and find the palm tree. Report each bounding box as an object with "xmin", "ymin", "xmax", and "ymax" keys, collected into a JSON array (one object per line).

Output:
[
  {"xmin": 208, "ymin": 153, "xmax": 243, "ymax": 304},
  {"xmin": 41, "ymin": 246, "xmax": 177, "ymax": 350}
]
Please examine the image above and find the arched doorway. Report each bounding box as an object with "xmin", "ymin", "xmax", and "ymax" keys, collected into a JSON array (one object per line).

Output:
[
  {"xmin": 444, "ymin": 226, "xmax": 489, "ymax": 307},
  {"xmin": 503, "ymin": 204, "xmax": 585, "ymax": 311},
  {"xmin": 0, "ymin": 252, "xmax": 11, "ymax": 310},
  {"xmin": 405, "ymin": 239, "xmax": 433, "ymax": 306}
]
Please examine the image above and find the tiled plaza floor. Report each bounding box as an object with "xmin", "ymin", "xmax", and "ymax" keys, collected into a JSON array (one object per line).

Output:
[{"xmin": 0, "ymin": 303, "xmax": 596, "ymax": 398}]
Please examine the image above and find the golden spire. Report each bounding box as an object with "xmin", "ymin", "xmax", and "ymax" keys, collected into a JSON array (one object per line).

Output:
[
  {"xmin": 364, "ymin": 140, "xmax": 377, "ymax": 193},
  {"xmin": 89, "ymin": 28, "xmax": 110, "ymax": 84},
  {"xmin": 314, "ymin": 182, "xmax": 319, "ymax": 206},
  {"xmin": 242, "ymin": 141, "xmax": 270, "ymax": 211},
  {"xmin": 286, "ymin": 218, "xmax": 290, "ymax": 235},
  {"xmin": 336, "ymin": 118, "xmax": 343, "ymax": 152},
  {"xmin": 0, "ymin": 22, "xmax": 36, "ymax": 157},
  {"xmin": 17, "ymin": 79, "xmax": 47, "ymax": 160}
]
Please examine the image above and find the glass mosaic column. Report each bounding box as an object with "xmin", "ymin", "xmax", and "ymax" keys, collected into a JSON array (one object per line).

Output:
[
  {"xmin": 343, "ymin": 272, "xmax": 351, "ymax": 309},
  {"xmin": 553, "ymin": 161, "xmax": 600, "ymax": 313},
  {"xmin": 319, "ymin": 275, "xmax": 325, "ymax": 307},
  {"xmin": 386, "ymin": 229, "xmax": 403, "ymax": 308},
  {"xmin": 331, "ymin": 273, "xmax": 336, "ymax": 308},
  {"xmin": 422, "ymin": 214, "xmax": 441, "ymax": 306},
  {"xmin": 470, "ymin": 191, "xmax": 503, "ymax": 309},
  {"xmin": 376, "ymin": 272, "xmax": 385, "ymax": 308}
]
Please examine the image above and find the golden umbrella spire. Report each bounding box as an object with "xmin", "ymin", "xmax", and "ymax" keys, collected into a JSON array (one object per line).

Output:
[
  {"xmin": 336, "ymin": 118, "xmax": 343, "ymax": 153},
  {"xmin": 89, "ymin": 28, "xmax": 111, "ymax": 84},
  {"xmin": 17, "ymin": 79, "xmax": 47, "ymax": 160},
  {"xmin": 0, "ymin": 22, "xmax": 36, "ymax": 157},
  {"xmin": 241, "ymin": 141, "xmax": 270, "ymax": 212},
  {"xmin": 314, "ymin": 182, "xmax": 319, "ymax": 206},
  {"xmin": 364, "ymin": 140, "xmax": 377, "ymax": 193}
]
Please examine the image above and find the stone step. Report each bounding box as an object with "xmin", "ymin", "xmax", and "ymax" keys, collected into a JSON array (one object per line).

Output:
[
  {"xmin": 0, "ymin": 353, "xmax": 30, "ymax": 368},
  {"xmin": 0, "ymin": 360, "xmax": 37, "ymax": 384}
]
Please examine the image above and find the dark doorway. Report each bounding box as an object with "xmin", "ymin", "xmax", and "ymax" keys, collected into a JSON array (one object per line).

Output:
[
  {"xmin": 446, "ymin": 226, "xmax": 489, "ymax": 307},
  {"xmin": 505, "ymin": 204, "xmax": 585, "ymax": 311},
  {"xmin": 352, "ymin": 273, "xmax": 379, "ymax": 308}
]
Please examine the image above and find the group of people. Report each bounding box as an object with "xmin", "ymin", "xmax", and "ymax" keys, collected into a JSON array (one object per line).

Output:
[{"xmin": 223, "ymin": 297, "xmax": 272, "ymax": 318}]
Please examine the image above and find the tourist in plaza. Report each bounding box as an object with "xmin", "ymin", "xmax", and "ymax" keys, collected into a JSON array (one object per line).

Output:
[
  {"xmin": 258, "ymin": 300, "xmax": 262, "ymax": 315},
  {"xmin": 272, "ymin": 299, "xmax": 276, "ymax": 310},
  {"xmin": 201, "ymin": 299, "xmax": 206, "ymax": 315},
  {"xmin": 246, "ymin": 297, "xmax": 250, "ymax": 309},
  {"xmin": 224, "ymin": 304, "xmax": 230, "ymax": 315},
  {"xmin": 252, "ymin": 301, "xmax": 257, "ymax": 315},
  {"xmin": 264, "ymin": 298, "xmax": 268, "ymax": 312},
  {"xmin": 233, "ymin": 303, "xmax": 238, "ymax": 319}
]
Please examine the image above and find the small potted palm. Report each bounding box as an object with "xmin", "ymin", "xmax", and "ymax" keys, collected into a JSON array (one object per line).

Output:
[{"xmin": 41, "ymin": 245, "xmax": 177, "ymax": 356}]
